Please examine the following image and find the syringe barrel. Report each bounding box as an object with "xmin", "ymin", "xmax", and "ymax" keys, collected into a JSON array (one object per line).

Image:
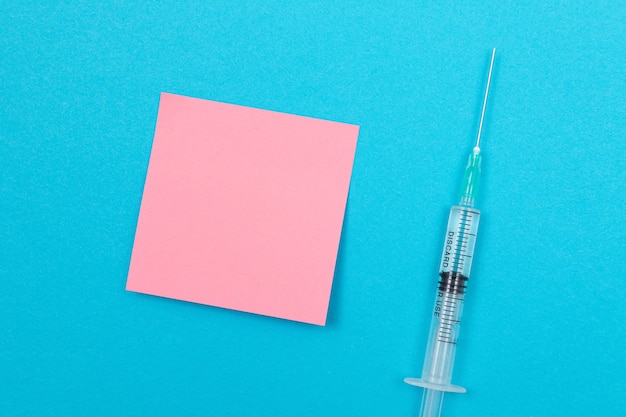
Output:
[{"xmin": 420, "ymin": 206, "xmax": 480, "ymax": 385}]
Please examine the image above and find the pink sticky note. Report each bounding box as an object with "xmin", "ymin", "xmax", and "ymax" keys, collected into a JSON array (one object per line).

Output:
[{"xmin": 126, "ymin": 93, "xmax": 359, "ymax": 325}]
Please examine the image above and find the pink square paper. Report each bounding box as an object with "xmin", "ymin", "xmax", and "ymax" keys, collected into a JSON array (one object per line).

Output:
[{"xmin": 126, "ymin": 93, "xmax": 359, "ymax": 325}]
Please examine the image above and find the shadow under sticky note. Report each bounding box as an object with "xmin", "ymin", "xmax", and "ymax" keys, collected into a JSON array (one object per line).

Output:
[{"xmin": 126, "ymin": 93, "xmax": 359, "ymax": 325}]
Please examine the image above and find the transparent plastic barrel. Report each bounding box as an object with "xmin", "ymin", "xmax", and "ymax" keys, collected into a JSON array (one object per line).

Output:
[
  {"xmin": 405, "ymin": 205, "xmax": 481, "ymax": 409},
  {"xmin": 421, "ymin": 205, "xmax": 480, "ymax": 386}
]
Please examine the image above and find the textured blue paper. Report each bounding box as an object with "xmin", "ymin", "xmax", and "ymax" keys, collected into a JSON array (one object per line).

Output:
[{"xmin": 1, "ymin": 2, "xmax": 625, "ymax": 416}]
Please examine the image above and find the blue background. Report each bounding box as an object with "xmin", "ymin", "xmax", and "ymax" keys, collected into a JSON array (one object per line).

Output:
[{"xmin": 2, "ymin": 1, "xmax": 625, "ymax": 416}]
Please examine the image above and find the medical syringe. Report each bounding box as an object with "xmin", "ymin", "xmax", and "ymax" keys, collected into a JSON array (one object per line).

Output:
[{"xmin": 404, "ymin": 48, "xmax": 496, "ymax": 417}]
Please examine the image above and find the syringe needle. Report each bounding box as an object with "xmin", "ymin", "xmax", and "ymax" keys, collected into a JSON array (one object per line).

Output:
[{"xmin": 475, "ymin": 48, "xmax": 496, "ymax": 152}]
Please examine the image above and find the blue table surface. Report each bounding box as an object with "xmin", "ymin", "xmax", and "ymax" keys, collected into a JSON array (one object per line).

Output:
[{"xmin": 2, "ymin": 2, "xmax": 625, "ymax": 416}]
